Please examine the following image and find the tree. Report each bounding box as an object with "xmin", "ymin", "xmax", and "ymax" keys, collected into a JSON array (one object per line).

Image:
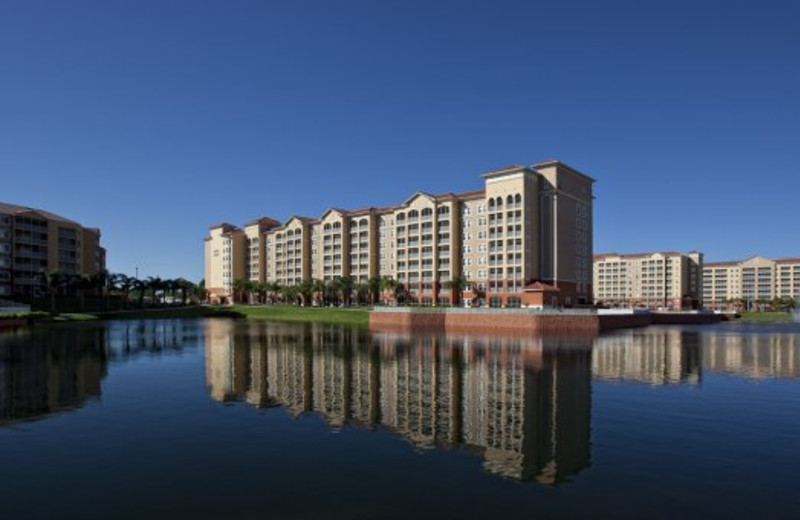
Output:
[
  {"xmin": 336, "ymin": 276, "xmax": 355, "ymax": 306},
  {"xmin": 35, "ymin": 271, "xmax": 66, "ymax": 315},
  {"xmin": 147, "ymin": 276, "xmax": 164, "ymax": 306},
  {"xmin": 132, "ymin": 278, "xmax": 147, "ymax": 308},
  {"xmin": 367, "ymin": 277, "xmax": 382, "ymax": 306},
  {"xmin": 379, "ymin": 276, "xmax": 399, "ymax": 305},
  {"xmin": 311, "ymin": 278, "xmax": 326, "ymax": 306},
  {"xmin": 232, "ymin": 278, "xmax": 248, "ymax": 303},
  {"xmin": 175, "ymin": 278, "xmax": 195, "ymax": 305},
  {"xmin": 443, "ymin": 275, "xmax": 472, "ymax": 307}
]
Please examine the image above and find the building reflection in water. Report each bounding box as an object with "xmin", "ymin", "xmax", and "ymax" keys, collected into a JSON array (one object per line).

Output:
[
  {"xmin": 0, "ymin": 320, "xmax": 194, "ymax": 425},
  {"xmin": 204, "ymin": 320, "xmax": 593, "ymax": 485},
  {"xmin": 593, "ymin": 327, "xmax": 800, "ymax": 384}
]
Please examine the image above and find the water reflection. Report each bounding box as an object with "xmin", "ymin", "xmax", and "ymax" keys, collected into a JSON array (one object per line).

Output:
[
  {"xmin": 0, "ymin": 320, "xmax": 196, "ymax": 425},
  {"xmin": 594, "ymin": 327, "xmax": 800, "ymax": 384},
  {"xmin": 204, "ymin": 320, "xmax": 592, "ymax": 484}
]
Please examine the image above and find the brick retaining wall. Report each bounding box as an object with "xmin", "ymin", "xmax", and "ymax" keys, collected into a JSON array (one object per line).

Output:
[{"xmin": 370, "ymin": 309, "xmax": 600, "ymax": 335}]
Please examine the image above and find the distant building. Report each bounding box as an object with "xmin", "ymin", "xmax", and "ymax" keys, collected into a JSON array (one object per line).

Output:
[
  {"xmin": 703, "ymin": 256, "xmax": 800, "ymax": 310},
  {"xmin": 592, "ymin": 251, "xmax": 703, "ymax": 310},
  {"xmin": 204, "ymin": 160, "xmax": 595, "ymax": 307},
  {"xmin": 0, "ymin": 202, "xmax": 106, "ymax": 299}
]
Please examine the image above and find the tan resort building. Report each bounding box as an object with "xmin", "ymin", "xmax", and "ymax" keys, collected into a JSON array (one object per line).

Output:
[
  {"xmin": 592, "ymin": 251, "xmax": 704, "ymax": 310},
  {"xmin": 204, "ymin": 160, "xmax": 595, "ymax": 307},
  {"xmin": 0, "ymin": 202, "xmax": 106, "ymax": 299}
]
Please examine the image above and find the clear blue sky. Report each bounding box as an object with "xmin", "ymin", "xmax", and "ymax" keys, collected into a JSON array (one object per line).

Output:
[{"xmin": 2, "ymin": 0, "xmax": 798, "ymax": 282}]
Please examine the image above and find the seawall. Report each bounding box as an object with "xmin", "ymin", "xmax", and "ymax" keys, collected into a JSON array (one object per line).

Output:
[{"xmin": 370, "ymin": 308, "xmax": 723, "ymax": 335}]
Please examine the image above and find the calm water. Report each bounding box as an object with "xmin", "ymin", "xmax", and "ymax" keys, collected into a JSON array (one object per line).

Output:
[{"xmin": 2, "ymin": 319, "xmax": 800, "ymax": 519}]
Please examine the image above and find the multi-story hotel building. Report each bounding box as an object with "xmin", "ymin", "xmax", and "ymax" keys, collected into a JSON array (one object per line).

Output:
[
  {"xmin": 703, "ymin": 256, "xmax": 800, "ymax": 310},
  {"xmin": 205, "ymin": 160, "xmax": 595, "ymax": 307},
  {"xmin": 592, "ymin": 251, "xmax": 703, "ymax": 310},
  {"xmin": 0, "ymin": 202, "xmax": 106, "ymax": 299}
]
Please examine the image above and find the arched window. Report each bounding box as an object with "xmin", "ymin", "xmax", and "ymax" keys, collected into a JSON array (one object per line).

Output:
[
  {"xmin": 323, "ymin": 223, "xmax": 331, "ymax": 231},
  {"xmin": 488, "ymin": 199, "xmax": 495, "ymax": 209},
  {"xmin": 408, "ymin": 210, "xmax": 419, "ymax": 219},
  {"xmin": 506, "ymin": 195, "xmax": 514, "ymax": 205},
  {"xmin": 514, "ymin": 194, "xmax": 522, "ymax": 204},
  {"xmin": 496, "ymin": 197, "xmax": 503, "ymax": 207},
  {"xmin": 359, "ymin": 218, "xmax": 368, "ymax": 227},
  {"xmin": 421, "ymin": 208, "xmax": 433, "ymax": 217},
  {"xmin": 396, "ymin": 212, "xmax": 406, "ymax": 221},
  {"xmin": 437, "ymin": 206, "xmax": 450, "ymax": 215},
  {"xmin": 350, "ymin": 220, "xmax": 358, "ymax": 229},
  {"xmin": 333, "ymin": 222, "xmax": 341, "ymax": 229}
]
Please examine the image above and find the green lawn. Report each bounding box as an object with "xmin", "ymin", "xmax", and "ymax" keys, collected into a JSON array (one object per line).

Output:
[
  {"xmin": 228, "ymin": 305, "xmax": 369, "ymax": 326},
  {"xmin": 737, "ymin": 311, "xmax": 793, "ymax": 323}
]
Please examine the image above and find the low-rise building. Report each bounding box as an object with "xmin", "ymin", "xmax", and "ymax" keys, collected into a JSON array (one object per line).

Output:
[
  {"xmin": 703, "ymin": 256, "xmax": 800, "ymax": 310},
  {"xmin": 592, "ymin": 251, "xmax": 703, "ymax": 310}
]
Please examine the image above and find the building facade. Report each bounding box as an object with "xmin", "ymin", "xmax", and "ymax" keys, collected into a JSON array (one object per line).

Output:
[
  {"xmin": 0, "ymin": 202, "xmax": 106, "ymax": 299},
  {"xmin": 703, "ymin": 256, "xmax": 800, "ymax": 310},
  {"xmin": 592, "ymin": 251, "xmax": 703, "ymax": 310},
  {"xmin": 204, "ymin": 160, "xmax": 595, "ymax": 307}
]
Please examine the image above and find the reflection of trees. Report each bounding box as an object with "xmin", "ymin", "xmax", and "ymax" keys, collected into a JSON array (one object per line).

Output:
[
  {"xmin": 0, "ymin": 320, "xmax": 195, "ymax": 425},
  {"xmin": 204, "ymin": 320, "xmax": 592, "ymax": 485},
  {"xmin": 593, "ymin": 328, "xmax": 800, "ymax": 384}
]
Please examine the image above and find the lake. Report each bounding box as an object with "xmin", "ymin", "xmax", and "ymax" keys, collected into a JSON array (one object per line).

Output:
[{"xmin": 1, "ymin": 319, "xmax": 799, "ymax": 519}]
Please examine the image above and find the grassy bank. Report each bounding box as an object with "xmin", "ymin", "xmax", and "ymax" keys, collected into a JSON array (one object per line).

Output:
[
  {"xmin": 229, "ymin": 305, "xmax": 369, "ymax": 326},
  {"xmin": 5, "ymin": 305, "xmax": 370, "ymax": 327},
  {"xmin": 737, "ymin": 311, "xmax": 793, "ymax": 323}
]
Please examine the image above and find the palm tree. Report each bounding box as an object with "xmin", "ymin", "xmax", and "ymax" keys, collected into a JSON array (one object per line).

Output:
[
  {"xmin": 112, "ymin": 273, "xmax": 134, "ymax": 309},
  {"xmin": 147, "ymin": 276, "xmax": 163, "ymax": 306},
  {"xmin": 132, "ymin": 277, "xmax": 147, "ymax": 308},
  {"xmin": 336, "ymin": 276, "xmax": 355, "ymax": 306},
  {"xmin": 174, "ymin": 278, "xmax": 194, "ymax": 305},
  {"xmin": 443, "ymin": 275, "xmax": 472, "ymax": 307},
  {"xmin": 367, "ymin": 277, "xmax": 381, "ymax": 306},
  {"xmin": 232, "ymin": 278, "xmax": 249, "ymax": 304},
  {"xmin": 196, "ymin": 279, "xmax": 207, "ymax": 303},
  {"xmin": 379, "ymin": 276, "xmax": 399, "ymax": 306},
  {"xmin": 36, "ymin": 271, "xmax": 66, "ymax": 315},
  {"xmin": 311, "ymin": 278, "xmax": 326, "ymax": 306}
]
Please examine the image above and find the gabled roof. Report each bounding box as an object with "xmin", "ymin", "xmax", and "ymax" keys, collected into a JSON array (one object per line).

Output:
[
  {"xmin": 284, "ymin": 215, "xmax": 316, "ymax": 226},
  {"xmin": 524, "ymin": 281, "xmax": 560, "ymax": 292},
  {"xmin": 209, "ymin": 222, "xmax": 240, "ymax": 231},
  {"xmin": 318, "ymin": 207, "xmax": 350, "ymax": 220},
  {"xmin": 244, "ymin": 216, "xmax": 281, "ymax": 228},
  {"xmin": 401, "ymin": 191, "xmax": 437, "ymax": 206}
]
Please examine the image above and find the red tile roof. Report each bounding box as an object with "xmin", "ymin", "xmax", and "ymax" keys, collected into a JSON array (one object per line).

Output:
[{"xmin": 524, "ymin": 281, "xmax": 560, "ymax": 292}]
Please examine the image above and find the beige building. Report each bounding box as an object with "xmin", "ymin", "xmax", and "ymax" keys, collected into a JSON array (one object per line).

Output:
[
  {"xmin": 0, "ymin": 202, "xmax": 106, "ymax": 299},
  {"xmin": 593, "ymin": 251, "xmax": 703, "ymax": 310},
  {"xmin": 703, "ymin": 255, "xmax": 800, "ymax": 310},
  {"xmin": 205, "ymin": 160, "xmax": 595, "ymax": 307}
]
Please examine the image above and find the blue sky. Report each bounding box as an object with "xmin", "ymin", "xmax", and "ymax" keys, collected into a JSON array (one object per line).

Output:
[{"xmin": 1, "ymin": 0, "xmax": 798, "ymax": 281}]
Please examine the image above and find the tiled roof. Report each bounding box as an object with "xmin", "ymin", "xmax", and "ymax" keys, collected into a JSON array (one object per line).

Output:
[
  {"xmin": 594, "ymin": 251, "xmax": 684, "ymax": 260},
  {"xmin": 245, "ymin": 216, "xmax": 281, "ymax": 227},
  {"xmin": 0, "ymin": 201, "xmax": 81, "ymax": 225},
  {"xmin": 524, "ymin": 281, "xmax": 560, "ymax": 292}
]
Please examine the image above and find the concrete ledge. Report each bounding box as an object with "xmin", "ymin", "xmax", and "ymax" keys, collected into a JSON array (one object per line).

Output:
[{"xmin": 370, "ymin": 307, "xmax": 600, "ymax": 335}]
